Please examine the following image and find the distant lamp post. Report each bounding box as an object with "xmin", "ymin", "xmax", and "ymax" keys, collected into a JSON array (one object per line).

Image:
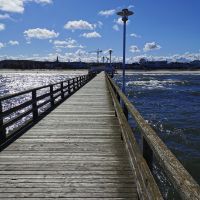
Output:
[
  {"xmin": 109, "ymin": 49, "xmax": 113, "ymax": 66},
  {"xmin": 102, "ymin": 56, "xmax": 105, "ymax": 64},
  {"xmin": 109, "ymin": 49, "xmax": 113, "ymax": 77},
  {"xmin": 97, "ymin": 48, "xmax": 102, "ymax": 63},
  {"xmin": 117, "ymin": 8, "xmax": 134, "ymax": 93}
]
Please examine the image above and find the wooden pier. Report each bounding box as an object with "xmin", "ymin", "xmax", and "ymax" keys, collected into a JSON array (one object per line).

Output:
[
  {"xmin": 0, "ymin": 72, "xmax": 199, "ymax": 199},
  {"xmin": 0, "ymin": 73, "xmax": 137, "ymax": 199}
]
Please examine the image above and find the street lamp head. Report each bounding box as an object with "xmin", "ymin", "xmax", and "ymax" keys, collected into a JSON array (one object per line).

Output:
[
  {"xmin": 117, "ymin": 9, "xmax": 134, "ymax": 17},
  {"xmin": 117, "ymin": 8, "xmax": 134, "ymax": 22},
  {"xmin": 109, "ymin": 49, "xmax": 113, "ymax": 54}
]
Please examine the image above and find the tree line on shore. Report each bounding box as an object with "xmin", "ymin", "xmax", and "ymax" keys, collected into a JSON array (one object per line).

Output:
[{"xmin": 0, "ymin": 59, "xmax": 200, "ymax": 70}]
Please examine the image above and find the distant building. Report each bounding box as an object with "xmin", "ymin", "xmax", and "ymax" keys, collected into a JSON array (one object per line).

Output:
[{"xmin": 56, "ymin": 56, "xmax": 59, "ymax": 63}]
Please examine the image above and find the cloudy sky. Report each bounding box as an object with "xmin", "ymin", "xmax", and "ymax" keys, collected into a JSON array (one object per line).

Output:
[{"xmin": 0, "ymin": 0, "xmax": 199, "ymax": 62}]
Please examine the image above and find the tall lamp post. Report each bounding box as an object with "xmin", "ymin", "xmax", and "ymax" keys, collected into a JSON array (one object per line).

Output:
[
  {"xmin": 109, "ymin": 49, "xmax": 113, "ymax": 77},
  {"xmin": 117, "ymin": 8, "xmax": 134, "ymax": 94},
  {"xmin": 109, "ymin": 49, "xmax": 113, "ymax": 66}
]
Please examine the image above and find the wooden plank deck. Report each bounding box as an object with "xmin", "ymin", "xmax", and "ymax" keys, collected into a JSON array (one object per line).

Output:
[{"xmin": 0, "ymin": 72, "xmax": 137, "ymax": 199}]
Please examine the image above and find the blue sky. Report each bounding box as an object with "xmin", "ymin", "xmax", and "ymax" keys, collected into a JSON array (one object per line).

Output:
[{"xmin": 0, "ymin": 0, "xmax": 199, "ymax": 62}]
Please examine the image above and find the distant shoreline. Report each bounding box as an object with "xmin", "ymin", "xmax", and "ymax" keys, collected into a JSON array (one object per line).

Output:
[
  {"xmin": 0, "ymin": 59, "xmax": 200, "ymax": 71},
  {"xmin": 1, "ymin": 69, "xmax": 200, "ymax": 75}
]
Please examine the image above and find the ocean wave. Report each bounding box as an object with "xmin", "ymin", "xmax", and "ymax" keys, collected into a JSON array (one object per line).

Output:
[{"xmin": 126, "ymin": 79, "xmax": 182, "ymax": 89}]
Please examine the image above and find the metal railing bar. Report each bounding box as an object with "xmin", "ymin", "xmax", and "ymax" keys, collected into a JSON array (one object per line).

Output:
[
  {"xmin": 36, "ymin": 92, "xmax": 51, "ymax": 101},
  {"xmin": 0, "ymin": 76, "xmax": 83, "ymax": 102},
  {"xmin": 1, "ymin": 99, "xmax": 33, "ymax": 118},
  {"xmin": 3, "ymin": 109, "xmax": 33, "ymax": 129}
]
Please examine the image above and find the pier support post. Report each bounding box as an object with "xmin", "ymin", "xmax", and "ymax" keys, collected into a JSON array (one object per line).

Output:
[
  {"xmin": 123, "ymin": 104, "xmax": 128, "ymax": 120},
  {"xmin": 73, "ymin": 78, "xmax": 75, "ymax": 92},
  {"xmin": 0, "ymin": 101, "xmax": 6, "ymax": 143},
  {"xmin": 68, "ymin": 80, "xmax": 71, "ymax": 95},
  {"xmin": 143, "ymin": 137, "xmax": 153, "ymax": 171},
  {"xmin": 50, "ymin": 85, "xmax": 54, "ymax": 107},
  {"xmin": 77, "ymin": 77, "xmax": 80, "ymax": 88},
  {"xmin": 32, "ymin": 89, "xmax": 38, "ymax": 122},
  {"xmin": 61, "ymin": 82, "xmax": 64, "ymax": 99}
]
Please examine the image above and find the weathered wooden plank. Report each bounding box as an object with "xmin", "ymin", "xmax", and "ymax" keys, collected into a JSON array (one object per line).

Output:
[
  {"xmin": 0, "ymin": 192, "xmax": 137, "ymax": 198},
  {"xmin": 0, "ymin": 182, "xmax": 136, "ymax": 188},
  {"xmin": 0, "ymin": 164, "xmax": 126, "ymax": 170},
  {"xmin": 0, "ymin": 187, "xmax": 136, "ymax": 193},
  {"xmin": 0, "ymin": 198, "xmax": 137, "ymax": 200},
  {"xmin": 0, "ymin": 177, "xmax": 135, "ymax": 183}
]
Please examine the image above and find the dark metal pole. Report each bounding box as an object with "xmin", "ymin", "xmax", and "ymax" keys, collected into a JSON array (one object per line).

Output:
[
  {"xmin": 0, "ymin": 101, "xmax": 6, "ymax": 143},
  {"xmin": 109, "ymin": 51, "xmax": 112, "ymax": 66},
  {"xmin": 122, "ymin": 20, "xmax": 127, "ymax": 94},
  {"xmin": 32, "ymin": 89, "xmax": 38, "ymax": 122}
]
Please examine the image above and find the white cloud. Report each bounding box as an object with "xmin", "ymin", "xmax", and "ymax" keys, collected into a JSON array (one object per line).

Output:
[
  {"xmin": 9, "ymin": 40, "xmax": 19, "ymax": 45},
  {"xmin": 0, "ymin": 0, "xmax": 24, "ymax": 13},
  {"xmin": 1, "ymin": 51, "xmax": 200, "ymax": 63},
  {"xmin": 128, "ymin": 5, "xmax": 134, "ymax": 9},
  {"xmin": 0, "ymin": 23, "xmax": 5, "ymax": 31},
  {"xmin": 81, "ymin": 31, "xmax": 101, "ymax": 38},
  {"xmin": 31, "ymin": 0, "xmax": 52, "ymax": 3},
  {"xmin": 113, "ymin": 24, "xmax": 119, "ymax": 31},
  {"xmin": 53, "ymin": 38, "xmax": 84, "ymax": 49},
  {"xmin": 0, "ymin": 13, "xmax": 10, "ymax": 19},
  {"xmin": 0, "ymin": 42, "xmax": 4, "ymax": 48},
  {"xmin": 127, "ymin": 52, "xmax": 200, "ymax": 63},
  {"xmin": 64, "ymin": 20, "xmax": 95, "ymax": 31},
  {"xmin": 0, "ymin": 0, "xmax": 52, "ymax": 13},
  {"xmin": 144, "ymin": 42, "xmax": 161, "ymax": 52},
  {"xmin": 130, "ymin": 45, "xmax": 140, "ymax": 53},
  {"xmin": 99, "ymin": 9, "xmax": 115, "ymax": 17},
  {"xmin": 130, "ymin": 33, "xmax": 141, "ymax": 38},
  {"xmin": 24, "ymin": 28, "xmax": 59, "ymax": 39},
  {"xmin": 116, "ymin": 17, "xmax": 123, "ymax": 25}
]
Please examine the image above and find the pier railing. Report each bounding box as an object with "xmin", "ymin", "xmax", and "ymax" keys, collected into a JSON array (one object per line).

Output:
[
  {"xmin": 0, "ymin": 73, "xmax": 95, "ymax": 150},
  {"xmin": 106, "ymin": 74, "xmax": 200, "ymax": 200}
]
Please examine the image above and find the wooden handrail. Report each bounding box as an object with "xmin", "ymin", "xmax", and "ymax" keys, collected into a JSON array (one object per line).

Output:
[
  {"xmin": 106, "ymin": 74, "xmax": 163, "ymax": 200},
  {"xmin": 0, "ymin": 73, "xmax": 96, "ymax": 150},
  {"xmin": 106, "ymin": 74, "xmax": 200, "ymax": 200}
]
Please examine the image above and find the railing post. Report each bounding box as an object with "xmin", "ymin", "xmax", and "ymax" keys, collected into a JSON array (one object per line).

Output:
[
  {"xmin": 123, "ymin": 103, "xmax": 128, "ymax": 120},
  {"xmin": 32, "ymin": 89, "xmax": 38, "ymax": 122},
  {"xmin": 50, "ymin": 85, "xmax": 54, "ymax": 107},
  {"xmin": 68, "ymin": 80, "xmax": 71, "ymax": 95},
  {"xmin": 80, "ymin": 77, "xmax": 82, "ymax": 86},
  {"xmin": 73, "ymin": 78, "xmax": 75, "ymax": 91},
  {"xmin": 85, "ymin": 75, "xmax": 88, "ymax": 83},
  {"xmin": 116, "ymin": 92, "xmax": 120, "ymax": 103},
  {"xmin": 143, "ymin": 137, "xmax": 153, "ymax": 171},
  {"xmin": 76, "ymin": 77, "xmax": 79, "ymax": 88},
  {"xmin": 0, "ymin": 101, "xmax": 6, "ymax": 143},
  {"xmin": 61, "ymin": 82, "xmax": 64, "ymax": 99}
]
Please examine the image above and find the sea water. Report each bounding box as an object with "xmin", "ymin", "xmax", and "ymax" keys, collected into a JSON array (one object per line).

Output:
[{"xmin": 114, "ymin": 70, "xmax": 200, "ymax": 198}]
